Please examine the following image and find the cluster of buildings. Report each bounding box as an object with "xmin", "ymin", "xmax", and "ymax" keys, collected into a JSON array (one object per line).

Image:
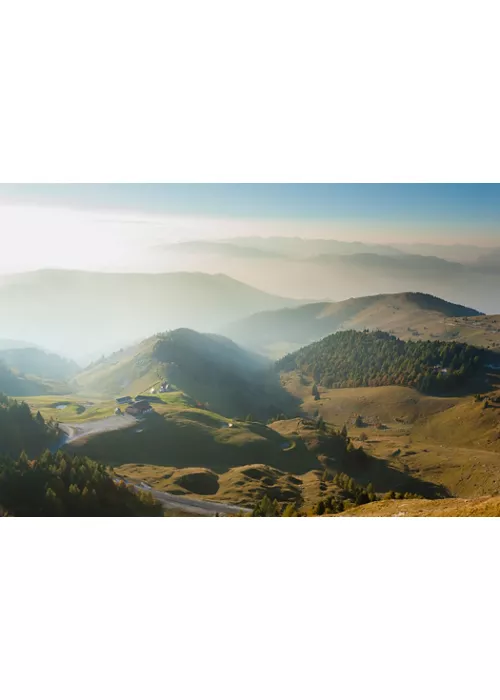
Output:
[
  {"xmin": 149, "ymin": 381, "xmax": 171, "ymax": 394},
  {"xmin": 115, "ymin": 396, "xmax": 153, "ymax": 417},
  {"xmin": 114, "ymin": 380, "xmax": 173, "ymax": 417}
]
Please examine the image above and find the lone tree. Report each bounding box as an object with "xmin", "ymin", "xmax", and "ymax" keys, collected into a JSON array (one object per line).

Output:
[
  {"xmin": 282, "ymin": 503, "xmax": 298, "ymax": 517},
  {"xmin": 315, "ymin": 500, "xmax": 326, "ymax": 516},
  {"xmin": 312, "ymin": 383, "xmax": 320, "ymax": 401},
  {"xmin": 316, "ymin": 416, "xmax": 326, "ymax": 432}
]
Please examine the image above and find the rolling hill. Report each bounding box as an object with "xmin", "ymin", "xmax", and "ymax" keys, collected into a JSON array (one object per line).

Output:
[
  {"xmin": 0, "ymin": 361, "xmax": 72, "ymax": 396},
  {"xmin": 68, "ymin": 402, "xmax": 444, "ymax": 501},
  {"xmin": 0, "ymin": 347, "xmax": 79, "ymax": 380},
  {"xmin": 0, "ymin": 346, "xmax": 77, "ymax": 396},
  {"xmin": 224, "ymin": 292, "xmax": 482, "ymax": 357},
  {"xmin": 280, "ymin": 357, "xmax": 500, "ymax": 500},
  {"xmin": 66, "ymin": 403, "xmax": 317, "ymax": 474},
  {"xmin": 0, "ymin": 269, "xmax": 303, "ymax": 362},
  {"xmin": 74, "ymin": 328, "xmax": 299, "ymax": 420}
]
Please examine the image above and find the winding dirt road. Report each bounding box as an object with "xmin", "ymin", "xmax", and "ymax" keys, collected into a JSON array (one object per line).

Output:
[{"xmin": 58, "ymin": 416, "xmax": 250, "ymax": 516}]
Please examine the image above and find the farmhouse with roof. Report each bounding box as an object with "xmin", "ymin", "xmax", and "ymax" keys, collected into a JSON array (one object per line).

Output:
[
  {"xmin": 116, "ymin": 396, "xmax": 133, "ymax": 405},
  {"xmin": 125, "ymin": 400, "xmax": 153, "ymax": 416}
]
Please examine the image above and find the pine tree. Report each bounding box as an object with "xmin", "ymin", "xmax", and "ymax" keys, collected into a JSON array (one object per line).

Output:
[
  {"xmin": 315, "ymin": 500, "xmax": 326, "ymax": 516},
  {"xmin": 282, "ymin": 503, "xmax": 298, "ymax": 517}
]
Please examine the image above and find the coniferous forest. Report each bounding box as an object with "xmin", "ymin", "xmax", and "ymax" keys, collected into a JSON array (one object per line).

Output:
[
  {"xmin": 0, "ymin": 450, "xmax": 162, "ymax": 517},
  {"xmin": 276, "ymin": 330, "xmax": 486, "ymax": 394},
  {"xmin": 0, "ymin": 394, "xmax": 162, "ymax": 516},
  {"xmin": 0, "ymin": 393, "xmax": 60, "ymax": 458}
]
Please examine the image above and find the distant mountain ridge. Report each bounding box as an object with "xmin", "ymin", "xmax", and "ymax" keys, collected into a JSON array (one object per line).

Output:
[
  {"xmin": 0, "ymin": 360, "xmax": 70, "ymax": 397},
  {"xmin": 165, "ymin": 237, "xmax": 406, "ymax": 259},
  {"xmin": 0, "ymin": 347, "xmax": 79, "ymax": 380},
  {"xmin": 309, "ymin": 252, "xmax": 464, "ymax": 274},
  {"xmin": 0, "ymin": 338, "xmax": 40, "ymax": 351},
  {"xmin": 165, "ymin": 236, "xmax": 500, "ymax": 264},
  {"xmin": 155, "ymin": 237, "xmax": 500, "ymax": 313},
  {"xmin": 0, "ymin": 269, "xmax": 304, "ymax": 362},
  {"xmin": 223, "ymin": 292, "xmax": 483, "ymax": 357}
]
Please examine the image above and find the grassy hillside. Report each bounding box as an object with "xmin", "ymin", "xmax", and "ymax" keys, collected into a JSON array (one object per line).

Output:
[
  {"xmin": 431, "ymin": 314, "xmax": 500, "ymax": 350},
  {"xmin": 116, "ymin": 462, "xmax": 390, "ymax": 511},
  {"xmin": 280, "ymin": 366, "xmax": 500, "ymax": 500},
  {"xmin": 17, "ymin": 395, "xmax": 120, "ymax": 423},
  {"xmin": 115, "ymin": 463, "xmax": 308, "ymax": 507},
  {"xmin": 75, "ymin": 328, "xmax": 299, "ymax": 420},
  {"xmin": 0, "ymin": 269, "xmax": 302, "ymax": 362},
  {"xmin": 336, "ymin": 496, "xmax": 500, "ymax": 517},
  {"xmin": 65, "ymin": 391, "xmax": 445, "ymax": 502},
  {"xmin": 283, "ymin": 375, "xmax": 457, "ymax": 425},
  {"xmin": 224, "ymin": 292, "xmax": 481, "ymax": 356},
  {"xmin": 66, "ymin": 404, "xmax": 319, "ymax": 473}
]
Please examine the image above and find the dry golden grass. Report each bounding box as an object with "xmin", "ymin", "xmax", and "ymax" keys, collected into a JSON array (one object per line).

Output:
[
  {"xmin": 336, "ymin": 496, "xmax": 500, "ymax": 517},
  {"xmin": 322, "ymin": 299, "xmax": 500, "ymax": 351},
  {"xmin": 114, "ymin": 462, "xmax": 337, "ymax": 509},
  {"xmin": 281, "ymin": 374, "xmax": 458, "ymax": 426},
  {"xmin": 280, "ymin": 373, "xmax": 500, "ymax": 499},
  {"xmin": 428, "ymin": 314, "xmax": 500, "ymax": 350},
  {"xmin": 411, "ymin": 396, "xmax": 500, "ymax": 451}
]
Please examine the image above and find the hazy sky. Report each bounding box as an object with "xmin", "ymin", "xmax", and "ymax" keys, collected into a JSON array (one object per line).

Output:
[
  {"xmin": 0, "ymin": 184, "xmax": 499, "ymax": 273},
  {"xmin": 2, "ymin": 184, "xmax": 500, "ymax": 223}
]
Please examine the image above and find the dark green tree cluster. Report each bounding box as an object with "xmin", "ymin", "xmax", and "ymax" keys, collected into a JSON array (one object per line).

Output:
[
  {"xmin": 276, "ymin": 330, "xmax": 485, "ymax": 394},
  {"xmin": 251, "ymin": 494, "xmax": 281, "ymax": 517},
  {"xmin": 315, "ymin": 473, "xmax": 377, "ymax": 515},
  {"xmin": 266, "ymin": 412, "xmax": 288, "ymax": 424},
  {"xmin": 293, "ymin": 417, "xmax": 369, "ymax": 471},
  {"xmin": 250, "ymin": 495, "xmax": 302, "ymax": 517},
  {"xmin": 0, "ymin": 450, "xmax": 163, "ymax": 517},
  {"xmin": 0, "ymin": 393, "xmax": 59, "ymax": 458},
  {"xmin": 385, "ymin": 490, "xmax": 424, "ymax": 501}
]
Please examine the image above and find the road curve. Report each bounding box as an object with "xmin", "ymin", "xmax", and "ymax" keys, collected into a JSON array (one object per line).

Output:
[
  {"xmin": 57, "ymin": 417, "xmax": 251, "ymax": 516},
  {"xmin": 59, "ymin": 414, "xmax": 138, "ymax": 444},
  {"xmin": 126, "ymin": 480, "xmax": 251, "ymax": 516}
]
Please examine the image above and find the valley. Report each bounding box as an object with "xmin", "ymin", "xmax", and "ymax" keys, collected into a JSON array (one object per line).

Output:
[{"xmin": 5, "ymin": 288, "xmax": 500, "ymax": 516}]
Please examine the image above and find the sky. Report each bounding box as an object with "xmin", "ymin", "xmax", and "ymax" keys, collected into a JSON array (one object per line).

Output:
[
  {"xmin": 1, "ymin": 184, "xmax": 500, "ymax": 223},
  {"xmin": 0, "ymin": 184, "xmax": 499, "ymax": 273}
]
